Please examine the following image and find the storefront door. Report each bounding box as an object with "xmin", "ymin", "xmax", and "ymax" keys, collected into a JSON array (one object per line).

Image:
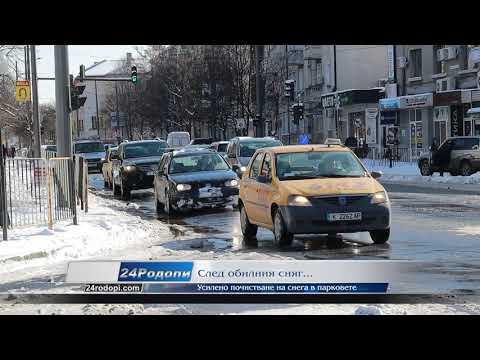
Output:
[
  {"xmin": 464, "ymin": 118, "xmax": 473, "ymax": 136},
  {"xmin": 434, "ymin": 120, "xmax": 447, "ymax": 145},
  {"xmin": 409, "ymin": 109, "xmax": 423, "ymax": 158}
]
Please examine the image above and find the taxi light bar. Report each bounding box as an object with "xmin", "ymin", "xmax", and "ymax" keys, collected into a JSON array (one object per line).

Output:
[{"xmin": 324, "ymin": 138, "xmax": 343, "ymax": 146}]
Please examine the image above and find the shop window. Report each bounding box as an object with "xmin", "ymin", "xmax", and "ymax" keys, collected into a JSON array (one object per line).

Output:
[{"xmin": 410, "ymin": 49, "xmax": 422, "ymax": 78}]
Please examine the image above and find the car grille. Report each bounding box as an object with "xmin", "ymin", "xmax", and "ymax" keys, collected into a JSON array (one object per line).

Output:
[
  {"xmin": 311, "ymin": 195, "xmax": 369, "ymax": 207},
  {"xmin": 190, "ymin": 181, "xmax": 226, "ymax": 190},
  {"xmin": 86, "ymin": 158, "xmax": 100, "ymax": 163},
  {"xmin": 137, "ymin": 164, "xmax": 158, "ymax": 172}
]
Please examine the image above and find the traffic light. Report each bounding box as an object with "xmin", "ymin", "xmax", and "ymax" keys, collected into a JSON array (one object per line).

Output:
[
  {"xmin": 131, "ymin": 65, "xmax": 138, "ymax": 84},
  {"xmin": 292, "ymin": 103, "xmax": 304, "ymax": 125},
  {"xmin": 69, "ymin": 74, "xmax": 87, "ymax": 112},
  {"xmin": 79, "ymin": 64, "xmax": 86, "ymax": 80},
  {"xmin": 285, "ymin": 79, "xmax": 295, "ymax": 101}
]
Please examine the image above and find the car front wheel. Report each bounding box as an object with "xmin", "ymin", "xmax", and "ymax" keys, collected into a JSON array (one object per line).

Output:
[
  {"xmin": 460, "ymin": 161, "xmax": 472, "ymax": 176},
  {"xmin": 419, "ymin": 160, "xmax": 431, "ymax": 176},
  {"xmin": 370, "ymin": 229, "xmax": 390, "ymax": 244},
  {"xmin": 240, "ymin": 204, "xmax": 257, "ymax": 241},
  {"xmin": 120, "ymin": 180, "xmax": 131, "ymax": 200},
  {"xmin": 273, "ymin": 209, "xmax": 293, "ymax": 247},
  {"xmin": 113, "ymin": 177, "xmax": 121, "ymax": 196}
]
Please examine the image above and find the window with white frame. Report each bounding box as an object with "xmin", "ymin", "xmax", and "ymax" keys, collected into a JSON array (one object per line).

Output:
[{"xmin": 316, "ymin": 59, "xmax": 323, "ymax": 85}]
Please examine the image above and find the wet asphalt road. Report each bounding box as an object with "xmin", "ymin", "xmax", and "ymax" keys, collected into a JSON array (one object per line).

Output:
[{"xmin": 87, "ymin": 174, "xmax": 480, "ymax": 294}]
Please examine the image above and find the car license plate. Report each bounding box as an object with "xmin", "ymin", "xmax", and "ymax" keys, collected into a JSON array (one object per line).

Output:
[
  {"xmin": 146, "ymin": 171, "xmax": 154, "ymax": 176},
  {"xmin": 327, "ymin": 212, "xmax": 362, "ymax": 221},
  {"xmin": 199, "ymin": 187, "xmax": 222, "ymax": 198}
]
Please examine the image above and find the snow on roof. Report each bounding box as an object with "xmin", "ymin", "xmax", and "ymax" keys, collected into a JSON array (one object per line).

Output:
[{"xmin": 85, "ymin": 59, "xmax": 127, "ymax": 76}]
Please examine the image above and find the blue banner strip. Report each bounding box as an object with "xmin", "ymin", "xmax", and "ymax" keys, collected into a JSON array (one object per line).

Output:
[{"xmin": 143, "ymin": 283, "xmax": 388, "ymax": 294}]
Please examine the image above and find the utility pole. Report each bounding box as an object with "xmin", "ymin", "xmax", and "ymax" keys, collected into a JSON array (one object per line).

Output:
[
  {"xmin": 30, "ymin": 45, "xmax": 41, "ymax": 158},
  {"xmin": 54, "ymin": 45, "xmax": 72, "ymax": 157},
  {"xmin": 95, "ymin": 80, "xmax": 100, "ymax": 138},
  {"xmin": 285, "ymin": 45, "xmax": 290, "ymax": 145}
]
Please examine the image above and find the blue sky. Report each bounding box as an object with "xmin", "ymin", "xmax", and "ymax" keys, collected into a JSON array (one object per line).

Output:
[{"xmin": 36, "ymin": 45, "xmax": 141, "ymax": 104}]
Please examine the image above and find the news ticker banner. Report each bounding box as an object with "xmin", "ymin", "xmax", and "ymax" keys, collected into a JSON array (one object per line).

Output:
[{"xmin": 66, "ymin": 260, "xmax": 418, "ymax": 294}]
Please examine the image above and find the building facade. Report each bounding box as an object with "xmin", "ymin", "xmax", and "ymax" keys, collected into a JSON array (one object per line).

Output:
[{"xmin": 380, "ymin": 45, "xmax": 480, "ymax": 159}]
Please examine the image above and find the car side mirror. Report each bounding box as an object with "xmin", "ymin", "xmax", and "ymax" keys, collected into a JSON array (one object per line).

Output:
[
  {"xmin": 232, "ymin": 164, "xmax": 239, "ymax": 172},
  {"xmin": 257, "ymin": 175, "xmax": 268, "ymax": 183},
  {"xmin": 370, "ymin": 171, "xmax": 382, "ymax": 179}
]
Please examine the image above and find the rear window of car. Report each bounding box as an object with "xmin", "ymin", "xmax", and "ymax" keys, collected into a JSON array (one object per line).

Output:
[
  {"xmin": 217, "ymin": 143, "xmax": 228, "ymax": 152},
  {"xmin": 454, "ymin": 138, "xmax": 480, "ymax": 150}
]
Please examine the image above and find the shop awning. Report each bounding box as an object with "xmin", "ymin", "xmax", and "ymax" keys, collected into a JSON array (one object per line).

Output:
[{"xmin": 467, "ymin": 107, "xmax": 480, "ymax": 117}]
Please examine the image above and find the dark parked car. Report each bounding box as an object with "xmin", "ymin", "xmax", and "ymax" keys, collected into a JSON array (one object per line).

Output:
[
  {"xmin": 112, "ymin": 139, "xmax": 168, "ymax": 200},
  {"xmin": 154, "ymin": 148, "xmax": 239, "ymax": 214},
  {"xmin": 418, "ymin": 136, "xmax": 480, "ymax": 176}
]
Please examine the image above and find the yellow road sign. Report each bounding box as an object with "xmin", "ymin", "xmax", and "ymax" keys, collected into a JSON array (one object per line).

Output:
[{"xmin": 16, "ymin": 80, "xmax": 31, "ymax": 102}]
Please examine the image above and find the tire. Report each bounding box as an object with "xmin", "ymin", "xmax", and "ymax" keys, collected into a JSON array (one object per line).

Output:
[
  {"xmin": 370, "ymin": 228, "xmax": 390, "ymax": 244},
  {"xmin": 164, "ymin": 190, "xmax": 175, "ymax": 215},
  {"xmin": 120, "ymin": 180, "xmax": 131, "ymax": 200},
  {"xmin": 240, "ymin": 204, "xmax": 257, "ymax": 241},
  {"xmin": 419, "ymin": 160, "xmax": 431, "ymax": 176},
  {"xmin": 460, "ymin": 161, "xmax": 472, "ymax": 176},
  {"xmin": 113, "ymin": 177, "xmax": 121, "ymax": 196},
  {"xmin": 449, "ymin": 171, "xmax": 459, "ymax": 176},
  {"xmin": 273, "ymin": 209, "xmax": 294, "ymax": 247}
]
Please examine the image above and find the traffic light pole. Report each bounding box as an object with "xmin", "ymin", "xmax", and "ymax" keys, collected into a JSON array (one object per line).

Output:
[
  {"xmin": 54, "ymin": 45, "xmax": 72, "ymax": 157},
  {"xmin": 30, "ymin": 45, "xmax": 41, "ymax": 158}
]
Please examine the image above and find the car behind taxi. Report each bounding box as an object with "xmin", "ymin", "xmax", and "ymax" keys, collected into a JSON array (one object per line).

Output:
[{"xmin": 238, "ymin": 140, "xmax": 391, "ymax": 247}]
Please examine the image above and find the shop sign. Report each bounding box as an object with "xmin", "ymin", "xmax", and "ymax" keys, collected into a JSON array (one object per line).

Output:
[
  {"xmin": 434, "ymin": 91, "xmax": 461, "ymax": 106},
  {"xmin": 321, "ymin": 94, "xmax": 337, "ymax": 108},
  {"xmin": 400, "ymin": 93, "xmax": 433, "ymax": 109},
  {"xmin": 379, "ymin": 98, "xmax": 400, "ymax": 110},
  {"xmin": 451, "ymin": 106, "xmax": 459, "ymax": 137}
]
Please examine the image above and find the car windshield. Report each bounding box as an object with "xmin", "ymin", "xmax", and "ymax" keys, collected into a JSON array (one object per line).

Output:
[
  {"xmin": 124, "ymin": 142, "xmax": 167, "ymax": 158},
  {"xmin": 276, "ymin": 151, "xmax": 367, "ymax": 180},
  {"xmin": 74, "ymin": 142, "xmax": 104, "ymax": 153},
  {"xmin": 217, "ymin": 143, "xmax": 228, "ymax": 152},
  {"xmin": 169, "ymin": 153, "xmax": 230, "ymax": 174},
  {"xmin": 239, "ymin": 140, "xmax": 282, "ymax": 158}
]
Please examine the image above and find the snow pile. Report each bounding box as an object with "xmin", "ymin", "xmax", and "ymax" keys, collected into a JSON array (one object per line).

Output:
[
  {"xmin": 362, "ymin": 159, "xmax": 480, "ymax": 185},
  {"xmin": 0, "ymin": 193, "xmax": 167, "ymax": 276}
]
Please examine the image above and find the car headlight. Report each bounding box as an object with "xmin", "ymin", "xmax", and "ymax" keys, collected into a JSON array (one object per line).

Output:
[
  {"xmin": 124, "ymin": 165, "xmax": 135, "ymax": 171},
  {"xmin": 288, "ymin": 195, "xmax": 312, "ymax": 207},
  {"xmin": 225, "ymin": 179, "xmax": 239, "ymax": 187},
  {"xmin": 371, "ymin": 191, "xmax": 388, "ymax": 204},
  {"xmin": 240, "ymin": 166, "xmax": 247, "ymax": 173},
  {"xmin": 176, "ymin": 184, "xmax": 191, "ymax": 191}
]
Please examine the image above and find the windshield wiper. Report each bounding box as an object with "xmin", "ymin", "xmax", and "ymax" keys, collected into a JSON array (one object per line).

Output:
[{"xmin": 280, "ymin": 175, "xmax": 320, "ymax": 180}]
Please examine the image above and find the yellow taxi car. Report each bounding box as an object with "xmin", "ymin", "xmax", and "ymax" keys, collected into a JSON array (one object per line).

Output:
[{"xmin": 238, "ymin": 140, "xmax": 391, "ymax": 247}]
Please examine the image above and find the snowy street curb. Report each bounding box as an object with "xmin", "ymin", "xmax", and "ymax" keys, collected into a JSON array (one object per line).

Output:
[{"xmin": 380, "ymin": 179, "xmax": 480, "ymax": 194}]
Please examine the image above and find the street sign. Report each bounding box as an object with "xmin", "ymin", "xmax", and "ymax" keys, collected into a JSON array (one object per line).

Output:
[{"xmin": 15, "ymin": 80, "xmax": 31, "ymax": 102}]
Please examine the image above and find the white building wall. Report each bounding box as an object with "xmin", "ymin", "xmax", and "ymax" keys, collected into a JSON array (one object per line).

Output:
[{"xmin": 336, "ymin": 45, "xmax": 389, "ymax": 90}]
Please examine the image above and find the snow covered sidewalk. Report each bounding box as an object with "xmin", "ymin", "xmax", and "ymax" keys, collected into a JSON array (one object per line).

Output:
[
  {"xmin": 362, "ymin": 159, "xmax": 480, "ymax": 192},
  {"xmin": 0, "ymin": 193, "xmax": 167, "ymax": 277}
]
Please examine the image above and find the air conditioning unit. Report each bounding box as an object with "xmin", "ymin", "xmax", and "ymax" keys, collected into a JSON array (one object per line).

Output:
[
  {"xmin": 437, "ymin": 47, "xmax": 458, "ymax": 61},
  {"xmin": 436, "ymin": 77, "xmax": 456, "ymax": 92},
  {"xmin": 377, "ymin": 78, "xmax": 388, "ymax": 87},
  {"xmin": 446, "ymin": 47, "xmax": 458, "ymax": 60}
]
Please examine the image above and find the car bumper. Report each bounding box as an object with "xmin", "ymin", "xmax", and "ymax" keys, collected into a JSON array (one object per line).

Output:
[
  {"xmin": 87, "ymin": 161, "xmax": 102, "ymax": 172},
  {"xmin": 171, "ymin": 188, "xmax": 239, "ymax": 210},
  {"xmin": 122, "ymin": 172, "xmax": 155, "ymax": 190},
  {"xmin": 279, "ymin": 202, "xmax": 391, "ymax": 234}
]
